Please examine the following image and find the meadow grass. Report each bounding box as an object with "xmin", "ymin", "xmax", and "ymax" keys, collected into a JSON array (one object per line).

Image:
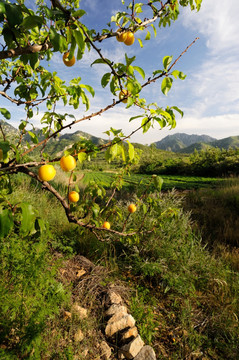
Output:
[
  {"xmin": 2, "ymin": 173, "xmax": 239, "ymax": 359},
  {"xmin": 183, "ymin": 178, "xmax": 239, "ymax": 250}
]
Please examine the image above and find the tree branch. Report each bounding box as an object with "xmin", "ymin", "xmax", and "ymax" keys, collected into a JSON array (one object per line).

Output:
[{"xmin": 0, "ymin": 43, "xmax": 52, "ymax": 60}]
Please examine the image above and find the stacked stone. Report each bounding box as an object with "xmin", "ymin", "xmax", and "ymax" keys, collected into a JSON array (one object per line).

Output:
[{"xmin": 104, "ymin": 290, "xmax": 157, "ymax": 360}]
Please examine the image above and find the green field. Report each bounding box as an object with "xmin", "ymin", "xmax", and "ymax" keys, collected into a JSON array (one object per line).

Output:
[{"xmin": 82, "ymin": 171, "xmax": 224, "ymax": 190}]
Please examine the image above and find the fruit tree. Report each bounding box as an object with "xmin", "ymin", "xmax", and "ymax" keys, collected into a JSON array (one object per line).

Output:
[{"xmin": 0, "ymin": 0, "xmax": 202, "ymax": 241}]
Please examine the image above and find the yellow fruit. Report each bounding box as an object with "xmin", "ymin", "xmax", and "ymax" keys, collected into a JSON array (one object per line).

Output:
[
  {"xmin": 63, "ymin": 52, "xmax": 76, "ymax": 67},
  {"xmin": 124, "ymin": 32, "xmax": 135, "ymax": 46},
  {"xmin": 60, "ymin": 155, "xmax": 76, "ymax": 172},
  {"xmin": 38, "ymin": 164, "xmax": 56, "ymax": 181},
  {"xmin": 0, "ymin": 149, "xmax": 3, "ymax": 161},
  {"xmin": 128, "ymin": 204, "xmax": 137, "ymax": 213},
  {"xmin": 119, "ymin": 89, "xmax": 129, "ymax": 103},
  {"xmin": 116, "ymin": 29, "xmax": 127, "ymax": 42},
  {"xmin": 68, "ymin": 191, "xmax": 79, "ymax": 203},
  {"xmin": 103, "ymin": 221, "xmax": 110, "ymax": 229}
]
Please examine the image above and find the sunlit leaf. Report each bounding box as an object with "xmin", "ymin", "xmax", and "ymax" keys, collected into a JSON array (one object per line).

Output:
[
  {"xmin": 161, "ymin": 77, "xmax": 173, "ymax": 96},
  {"xmin": 0, "ymin": 208, "xmax": 14, "ymax": 238},
  {"xmin": 0, "ymin": 108, "xmax": 11, "ymax": 120}
]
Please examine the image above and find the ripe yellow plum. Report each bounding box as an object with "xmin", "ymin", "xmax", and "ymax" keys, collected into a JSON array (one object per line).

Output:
[
  {"xmin": 60, "ymin": 155, "xmax": 76, "ymax": 172},
  {"xmin": 38, "ymin": 164, "xmax": 56, "ymax": 181}
]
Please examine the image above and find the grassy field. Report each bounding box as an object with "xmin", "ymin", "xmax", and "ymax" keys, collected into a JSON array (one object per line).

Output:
[
  {"xmin": 82, "ymin": 170, "xmax": 225, "ymax": 190},
  {"xmin": 1, "ymin": 172, "xmax": 239, "ymax": 359}
]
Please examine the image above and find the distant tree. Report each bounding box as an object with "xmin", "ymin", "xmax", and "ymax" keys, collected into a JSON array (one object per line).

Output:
[{"xmin": 0, "ymin": 0, "xmax": 202, "ymax": 240}]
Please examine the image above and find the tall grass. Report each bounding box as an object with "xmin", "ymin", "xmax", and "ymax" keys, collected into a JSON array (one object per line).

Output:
[
  {"xmin": 183, "ymin": 178, "xmax": 239, "ymax": 249},
  {"xmin": 3, "ymin": 174, "xmax": 239, "ymax": 359}
]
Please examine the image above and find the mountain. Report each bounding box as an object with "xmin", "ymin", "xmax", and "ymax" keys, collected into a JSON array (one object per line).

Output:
[
  {"xmin": 0, "ymin": 120, "xmax": 19, "ymax": 140},
  {"xmin": 179, "ymin": 136, "xmax": 239, "ymax": 153},
  {"xmin": 45, "ymin": 130, "xmax": 107, "ymax": 156},
  {"xmin": 0, "ymin": 120, "xmax": 108, "ymax": 156},
  {"xmin": 153, "ymin": 133, "xmax": 216, "ymax": 152}
]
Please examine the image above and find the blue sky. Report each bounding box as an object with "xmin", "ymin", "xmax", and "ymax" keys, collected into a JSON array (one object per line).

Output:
[{"xmin": 5, "ymin": 0, "xmax": 239, "ymax": 144}]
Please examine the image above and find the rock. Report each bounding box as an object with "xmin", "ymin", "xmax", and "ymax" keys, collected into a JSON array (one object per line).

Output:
[
  {"xmin": 120, "ymin": 335, "xmax": 144, "ymax": 359},
  {"xmin": 108, "ymin": 310, "xmax": 129, "ymax": 324},
  {"xmin": 105, "ymin": 314, "xmax": 135, "ymax": 337},
  {"xmin": 71, "ymin": 304, "xmax": 88, "ymax": 319},
  {"xmin": 100, "ymin": 341, "xmax": 112, "ymax": 360},
  {"xmin": 134, "ymin": 345, "xmax": 157, "ymax": 360},
  {"xmin": 105, "ymin": 304, "xmax": 128, "ymax": 317},
  {"xmin": 74, "ymin": 329, "xmax": 84, "ymax": 342},
  {"xmin": 63, "ymin": 311, "xmax": 72, "ymax": 321},
  {"xmin": 118, "ymin": 354, "xmax": 125, "ymax": 360},
  {"xmin": 121, "ymin": 326, "xmax": 138, "ymax": 342},
  {"xmin": 76, "ymin": 269, "xmax": 86, "ymax": 278},
  {"xmin": 107, "ymin": 291, "xmax": 123, "ymax": 305}
]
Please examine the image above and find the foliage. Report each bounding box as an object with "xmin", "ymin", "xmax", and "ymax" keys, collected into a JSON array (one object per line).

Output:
[
  {"xmin": 114, "ymin": 191, "xmax": 239, "ymax": 359},
  {"xmin": 138, "ymin": 147, "xmax": 239, "ymax": 177},
  {"xmin": 2, "ymin": 173, "xmax": 239, "ymax": 359},
  {"xmin": 0, "ymin": 0, "xmax": 203, "ymax": 237}
]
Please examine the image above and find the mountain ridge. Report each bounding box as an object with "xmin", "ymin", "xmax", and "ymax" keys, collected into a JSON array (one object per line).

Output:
[{"xmin": 1, "ymin": 121, "xmax": 239, "ymax": 154}]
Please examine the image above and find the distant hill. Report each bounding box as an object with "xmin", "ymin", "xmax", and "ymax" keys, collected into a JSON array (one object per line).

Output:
[
  {"xmin": 153, "ymin": 133, "xmax": 216, "ymax": 152},
  {"xmin": 1, "ymin": 121, "xmax": 239, "ymax": 157},
  {"xmin": 0, "ymin": 120, "xmax": 108, "ymax": 156},
  {"xmin": 0, "ymin": 120, "xmax": 19, "ymax": 139},
  {"xmin": 179, "ymin": 136, "xmax": 239, "ymax": 154}
]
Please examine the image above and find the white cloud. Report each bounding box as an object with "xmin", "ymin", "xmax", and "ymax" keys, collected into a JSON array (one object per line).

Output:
[
  {"xmin": 171, "ymin": 113, "xmax": 239, "ymax": 140},
  {"xmin": 182, "ymin": 0, "xmax": 239, "ymax": 55}
]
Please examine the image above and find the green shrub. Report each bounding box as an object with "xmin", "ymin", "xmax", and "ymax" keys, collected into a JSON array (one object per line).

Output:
[{"xmin": 0, "ymin": 223, "xmax": 69, "ymax": 358}]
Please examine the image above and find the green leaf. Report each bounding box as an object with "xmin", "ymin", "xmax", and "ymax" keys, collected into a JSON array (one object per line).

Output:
[
  {"xmin": 0, "ymin": 208, "xmax": 14, "ymax": 238},
  {"xmin": 110, "ymin": 143, "xmax": 119, "ymax": 160},
  {"xmin": 20, "ymin": 203, "xmax": 36, "ymax": 236},
  {"xmin": 49, "ymin": 27, "xmax": 67, "ymax": 52},
  {"xmin": 29, "ymin": 53, "xmax": 40, "ymax": 70},
  {"xmin": 159, "ymin": 109, "xmax": 172, "ymax": 121},
  {"xmin": 127, "ymin": 79, "xmax": 141, "ymax": 95},
  {"xmin": 80, "ymin": 84, "xmax": 95, "ymax": 97},
  {"xmin": 5, "ymin": 4, "xmax": 23, "ymax": 27},
  {"xmin": 151, "ymin": 24, "xmax": 157, "ymax": 37},
  {"xmin": 125, "ymin": 96, "xmax": 134, "ymax": 108},
  {"xmin": 91, "ymin": 58, "xmax": 111, "ymax": 66},
  {"xmin": 163, "ymin": 55, "xmax": 173, "ymax": 70},
  {"xmin": 153, "ymin": 69, "xmax": 163, "ymax": 77},
  {"xmin": 19, "ymin": 121, "xmax": 27, "ymax": 131},
  {"xmin": 72, "ymin": 9, "xmax": 86, "ymax": 18},
  {"xmin": 129, "ymin": 114, "xmax": 144, "ymax": 122},
  {"xmin": 171, "ymin": 70, "xmax": 186, "ymax": 80},
  {"xmin": 145, "ymin": 31, "xmax": 151, "ymax": 40},
  {"xmin": 125, "ymin": 54, "xmax": 136, "ymax": 67},
  {"xmin": 0, "ymin": 108, "xmax": 11, "ymax": 120},
  {"xmin": 153, "ymin": 176, "xmax": 163, "ymax": 191},
  {"xmin": 21, "ymin": 15, "xmax": 43, "ymax": 30},
  {"xmin": 127, "ymin": 141, "xmax": 135, "ymax": 161},
  {"xmin": 161, "ymin": 77, "xmax": 173, "ymax": 96},
  {"xmin": 133, "ymin": 66, "xmax": 145, "ymax": 79},
  {"xmin": 172, "ymin": 106, "xmax": 184, "ymax": 117},
  {"xmin": 137, "ymin": 38, "xmax": 143, "ymax": 48},
  {"xmin": 121, "ymin": 146, "xmax": 126, "ymax": 162},
  {"xmin": 135, "ymin": 3, "xmax": 143, "ymax": 13},
  {"xmin": 2, "ymin": 26, "xmax": 14, "ymax": 46},
  {"xmin": 141, "ymin": 117, "xmax": 151, "ymax": 133},
  {"xmin": 101, "ymin": 72, "xmax": 111, "ymax": 88},
  {"xmin": 92, "ymin": 203, "xmax": 100, "ymax": 219},
  {"xmin": 27, "ymin": 131, "xmax": 39, "ymax": 144},
  {"xmin": 0, "ymin": 141, "xmax": 10, "ymax": 161},
  {"xmin": 78, "ymin": 152, "xmax": 87, "ymax": 163},
  {"xmin": 73, "ymin": 29, "xmax": 85, "ymax": 51}
]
